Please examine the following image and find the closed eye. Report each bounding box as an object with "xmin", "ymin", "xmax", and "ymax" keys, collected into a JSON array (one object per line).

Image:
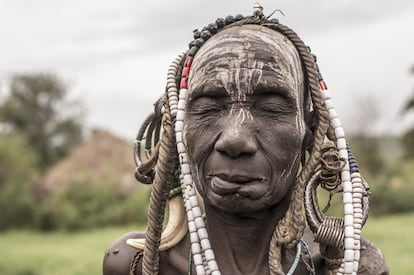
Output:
[
  {"xmin": 254, "ymin": 94, "xmax": 295, "ymax": 114},
  {"xmin": 187, "ymin": 96, "xmax": 224, "ymax": 115}
]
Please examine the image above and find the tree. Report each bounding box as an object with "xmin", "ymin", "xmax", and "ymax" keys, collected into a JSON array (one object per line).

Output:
[
  {"xmin": 0, "ymin": 133, "xmax": 38, "ymax": 229},
  {"xmin": 349, "ymin": 94, "xmax": 384, "ymax": 177},
  {"xmin": 401, "ymin": 65, "xmax": 414, "ymax": 159},
  {"xmin": 0, "ymin": 73, "xmax": 84, "ymax": 169}
]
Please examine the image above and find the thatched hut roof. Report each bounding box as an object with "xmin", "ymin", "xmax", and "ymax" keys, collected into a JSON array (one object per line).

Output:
[{"xmin": 38, "ymin": 130, "xmax": 143, "ymax": 194}]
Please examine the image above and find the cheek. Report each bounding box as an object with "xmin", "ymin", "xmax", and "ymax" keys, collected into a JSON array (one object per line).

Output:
[
  {"xmin": 259, "ymin": 120, "xmax": 305, "ymax": 167},
  {"xmin": 183, "ymin": 118, "xmax": 219, "ymax": 165}
]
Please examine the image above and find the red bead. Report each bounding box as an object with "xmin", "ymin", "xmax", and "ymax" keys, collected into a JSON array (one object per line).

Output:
[
  {"xmin": 182, "ymin": 66, "xmax": 190, "ymax": 78},
  {"xmin": 185, "ymin": 57, "xmax": 193, "ymax": 67},
  {"xmin": 180, "ymin": 78, "xmax": 188, "ymax": 89},
  {"xmin": 319, "ymin": 80, "xmax": 327, "ymax": 91}
]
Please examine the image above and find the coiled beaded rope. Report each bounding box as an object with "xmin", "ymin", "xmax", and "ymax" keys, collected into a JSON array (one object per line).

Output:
[{"xmin": 319, "ymin": 79, "xmax": 364, "ymax": 274}]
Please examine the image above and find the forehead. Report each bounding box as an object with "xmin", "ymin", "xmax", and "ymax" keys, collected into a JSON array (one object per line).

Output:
[{"xmin": 188, "ymin": 25, "xmax": 304, "ymax": 99}]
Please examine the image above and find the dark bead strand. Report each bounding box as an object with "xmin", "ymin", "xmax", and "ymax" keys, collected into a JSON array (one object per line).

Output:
[
  {"xmin": 269, "ymin": 18, "xmax": 279, "ymax": 24},
  {"xmin": 207, "ymin": 23, "xmax": 218, "ymax": 34},
  {"xmin": 193, "ymin": 29, "xmax": 201, "ymax": 39},
  {"xmin": 224, "ymin": 15, "xmax": 235, "ymax": 25},
  {"xmin": 347, "ymin": 146, "xmax": 360, "ymax": 174},
  {"xmin": 200, "ymin": 30, "xmax": 211, "ymax": 40},
  {"xmin": 234, "ymin": 14, "xmax": 244, "ymax": 21},
  {"xmin": 215, "ymin": 18, "xmax": 225, "ymax": 28}
]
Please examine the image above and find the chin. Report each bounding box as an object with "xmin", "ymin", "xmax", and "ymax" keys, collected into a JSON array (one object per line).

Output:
[{"xmin": 205, "ymin": 191, "xmax": 271, "ymax": 213}]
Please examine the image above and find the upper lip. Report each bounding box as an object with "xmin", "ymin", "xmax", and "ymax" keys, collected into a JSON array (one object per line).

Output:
[{"xmin": 209, "ymin": 174, "xmax": 264, "ymax": 183}]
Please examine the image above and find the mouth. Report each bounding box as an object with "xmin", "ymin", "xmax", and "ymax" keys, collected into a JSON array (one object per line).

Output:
[{"xmin": 208, "ymin": 174, "xmax": 267, "ymax": 199}]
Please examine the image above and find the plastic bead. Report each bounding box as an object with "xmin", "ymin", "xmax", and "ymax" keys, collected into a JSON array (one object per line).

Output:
[
  {"xmin": 195, "ymin": 217, "xmax": 205, "ymax": 232},
  {"xmin": 201, "ymin": 30, "xmax": 211, "ymax": 40},
  {"xmin": 344, "ymin": 214, "xmax": 353, "ymax": 226},
  {"xmin": 193, "ymin": 254, "xmax": 203, "ymax": 266},
  {"xmin": 341, "ymin": 171, "xmax": 351, "ymax": 182},
  {"xmin": 225, "ymin": 15, "xmax": 235, "ymax": 24},
  {"xmin": 204, "ymin": 249, "xmax": 215, "ymax": 262},
  {"xmin": 194, "ymin": 38, "xmax": 205, "ymax": 48},
  {"xmin": 269, "ymin": 18, "xmax": 279, "ymax": 24},
  {"xmin": 328, "ymin": 108, "xmax": 338, "ymax": 119},
  {"xmin": 344, "ymin": 237, "xmax": 354, "ymax": 249},
  {"xmin": 190, "ymin": 232, "xmax": 199, "ymax": 243},
  {"xmin": 215, "ymin": 18, "xmax": 225, "ymax": 28},
  {"xmin": 235, "ymin": 14, "xmax": 244, "ymax": 21},
  {"xmin": 343, "ymin": 192, "xmax": 353, "ymax": 204},
  {"xmin": 196, "ymin": 265, "xmax": 206, "ymax": 275},
  {"xmin": 184, "ymin": 174, "xmax": 193, "ymax": 186},
  {"xmin": 192, "ymin": 243, "xmax": 201, "ymax": 254},
  {"xmin": 207, "ymin": 23, "xmax": 218, "ymax": 34},
  {"xmin": 189, "ymin": 40, "xmax": 196, "ymax": 49},
  {"xmin": 176, "ymin": 110, "xmax": 185, "ymax": 121},
  {"xmin": 193, "ymin": 29, "xmax": 201, "ymax": 39},
  {"xmin": 337, "ymin": 137, "xmax": 347, "ymax": 150},
  {"xmin": 344, "ymin": 203, "xmax": 353, "ymax": 215},
  {"xmin": 335, "ymin": 127, "xmax": 345, "ymax": 139},
  {"xmin": 186, "ymin": 210, "xmax": 194, "ymax": 222},
  {"xmin": 192, "ymin": 206, "xmax": 202, "ymax": 217},
  {"xmin": 344, "ymin": 226, "xmax": 354, "ymax": 238},
  {"xmin": 186, "ymin": 185, "xmax": 196, "ymax": 196},
  {"xmin": 344, "ymin": 261, "xmax": 354, "ymax": 273},
  {"xmin": 208, "ymin": 260, "xmax": 219, "ymax": 272},
  {"xmin": 177, "ymin": 142, "xmax": 186, "ymax": 154},
  {"xmin": 343, "ymin": 182, "xmax": 352, "ymax": 193},
  {"xmin": 198, "ymin": 227, "xmax": 209, "ymax": 240},
  {"xmin": 321, "ymin": 89, "xmax": 330, "ymax": 100},
  {"xmin": 200, "ymin": 239, "xmax": 211, "ymax": 250},
  {"xmin": 188, "ymin": 221, "xmax": 196, "ymax": 232}
]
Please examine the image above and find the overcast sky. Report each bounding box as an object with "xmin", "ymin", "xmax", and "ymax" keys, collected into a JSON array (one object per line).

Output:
[{"xmin": 1, "ymin": 0, "xmax": 413, "ymax": 140}]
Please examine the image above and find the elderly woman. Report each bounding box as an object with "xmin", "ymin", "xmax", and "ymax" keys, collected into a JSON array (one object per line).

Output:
[{"xmin": 103, "ymin": 6, "xmax": 388, "ymax": 275}]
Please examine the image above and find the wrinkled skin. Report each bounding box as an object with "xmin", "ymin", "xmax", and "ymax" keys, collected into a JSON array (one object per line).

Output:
[
  {"xmin": 103, "ymin": 25, "xmax": 389, "ymax": 275},
  {"xmin": 185, "ymin": 26, "xmax": 307, "ymax": 216}
]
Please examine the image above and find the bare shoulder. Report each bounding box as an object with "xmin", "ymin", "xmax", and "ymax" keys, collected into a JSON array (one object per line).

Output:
[
  {"xmin": 103, "ymin": 231, "xmax": 145, "ymax": 275},
  {"xmin": 358, "ymin": 236, "xmax": 389, "ymax": 275},
  {"xmin": 103, "ymin": 232, "xmax": 190, "ymax": 275}
]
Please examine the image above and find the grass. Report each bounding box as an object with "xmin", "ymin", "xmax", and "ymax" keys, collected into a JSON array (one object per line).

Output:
[
  {"xmin": 0, "ymin": 213, "xmax": 413, "ymax": 275},
  {"xmin": 0, "ymin": 224, "xmax": 143, "ymax": 275},
  {"xmin": 362, "ymin": 212, "xmax": 414, "ymax": 274}
]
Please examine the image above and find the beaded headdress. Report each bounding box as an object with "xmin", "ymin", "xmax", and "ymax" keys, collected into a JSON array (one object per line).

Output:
[{"xmin": 130, "ymin": 4, "xmax": 370, "ymax": 275}]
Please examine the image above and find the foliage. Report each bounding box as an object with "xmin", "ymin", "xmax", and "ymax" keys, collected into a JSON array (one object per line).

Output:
[
  {"xmin": 400, "ymin": 65, "xmax": 414, "ymax": 159},
  {"xmin": 370, "ymin": 159, "xmax": 414, "ymax": 215},
  {"xmin": 34, "ymin": 179, "xmax": 149, "ymax": 231},
  {"xmin": 0, "ymin": 72, "xmax": 84, "ymax": 169},
  {"xmin": 0, "ymin": 133, "xmax": 38, "ymax": 230}
]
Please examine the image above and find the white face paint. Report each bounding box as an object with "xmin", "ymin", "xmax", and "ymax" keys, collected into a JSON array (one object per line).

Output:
[
  {"xmin": 215, "ymin": 54, "xmax": 264, "ymax": 102},
  {"xmin": 188, "ymin": 24, "xmax": 307, "ymax": 137},
  {"xmin": 184, "ymin": 25, "xmax": 310, "ymax": 213}
]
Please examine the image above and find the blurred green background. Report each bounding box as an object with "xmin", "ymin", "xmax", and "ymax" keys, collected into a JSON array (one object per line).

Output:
[{"xmin": 0, "ymin": 71, "xmax": 413, "ymax": 274}]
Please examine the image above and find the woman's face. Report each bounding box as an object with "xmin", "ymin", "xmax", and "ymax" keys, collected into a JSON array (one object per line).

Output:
[{"xmin": 184, "ymin": 25, "xmax": 307, "ymax": 213}]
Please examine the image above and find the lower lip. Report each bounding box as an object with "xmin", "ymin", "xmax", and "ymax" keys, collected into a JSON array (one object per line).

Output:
[{"xmin": 210, "ymin": 176, "xmax": 266, "ymax": 198}]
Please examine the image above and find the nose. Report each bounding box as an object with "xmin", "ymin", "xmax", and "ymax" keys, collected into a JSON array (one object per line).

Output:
[{"xmin": 214, "ymin": 123, "xmax": 258, "ymax": 158}]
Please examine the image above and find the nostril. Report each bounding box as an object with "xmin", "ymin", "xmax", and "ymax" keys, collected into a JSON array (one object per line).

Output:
[{"xmin": 214, "ymin": 131, "xmax": 258, "ymax": 158}]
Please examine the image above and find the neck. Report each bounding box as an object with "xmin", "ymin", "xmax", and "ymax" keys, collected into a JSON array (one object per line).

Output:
[{"xmin": 204, "ymin": 197, "xmax": 290, "ymax": 274}]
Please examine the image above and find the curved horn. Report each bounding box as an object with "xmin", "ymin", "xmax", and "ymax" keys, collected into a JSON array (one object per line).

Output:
[{"xmin": 127, "ymin": 195, "xmax": 188, "ymax": 251}]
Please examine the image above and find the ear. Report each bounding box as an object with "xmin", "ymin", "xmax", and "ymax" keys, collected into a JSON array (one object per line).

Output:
[{"xmin": 302, "ymin": 110, "xmax": 315, "ymax": 152}]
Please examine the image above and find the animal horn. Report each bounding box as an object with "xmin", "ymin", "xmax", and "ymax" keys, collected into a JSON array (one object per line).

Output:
[{"xmin": 126, "ymin": 195, "xmax": 188, "ymax": 251}]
